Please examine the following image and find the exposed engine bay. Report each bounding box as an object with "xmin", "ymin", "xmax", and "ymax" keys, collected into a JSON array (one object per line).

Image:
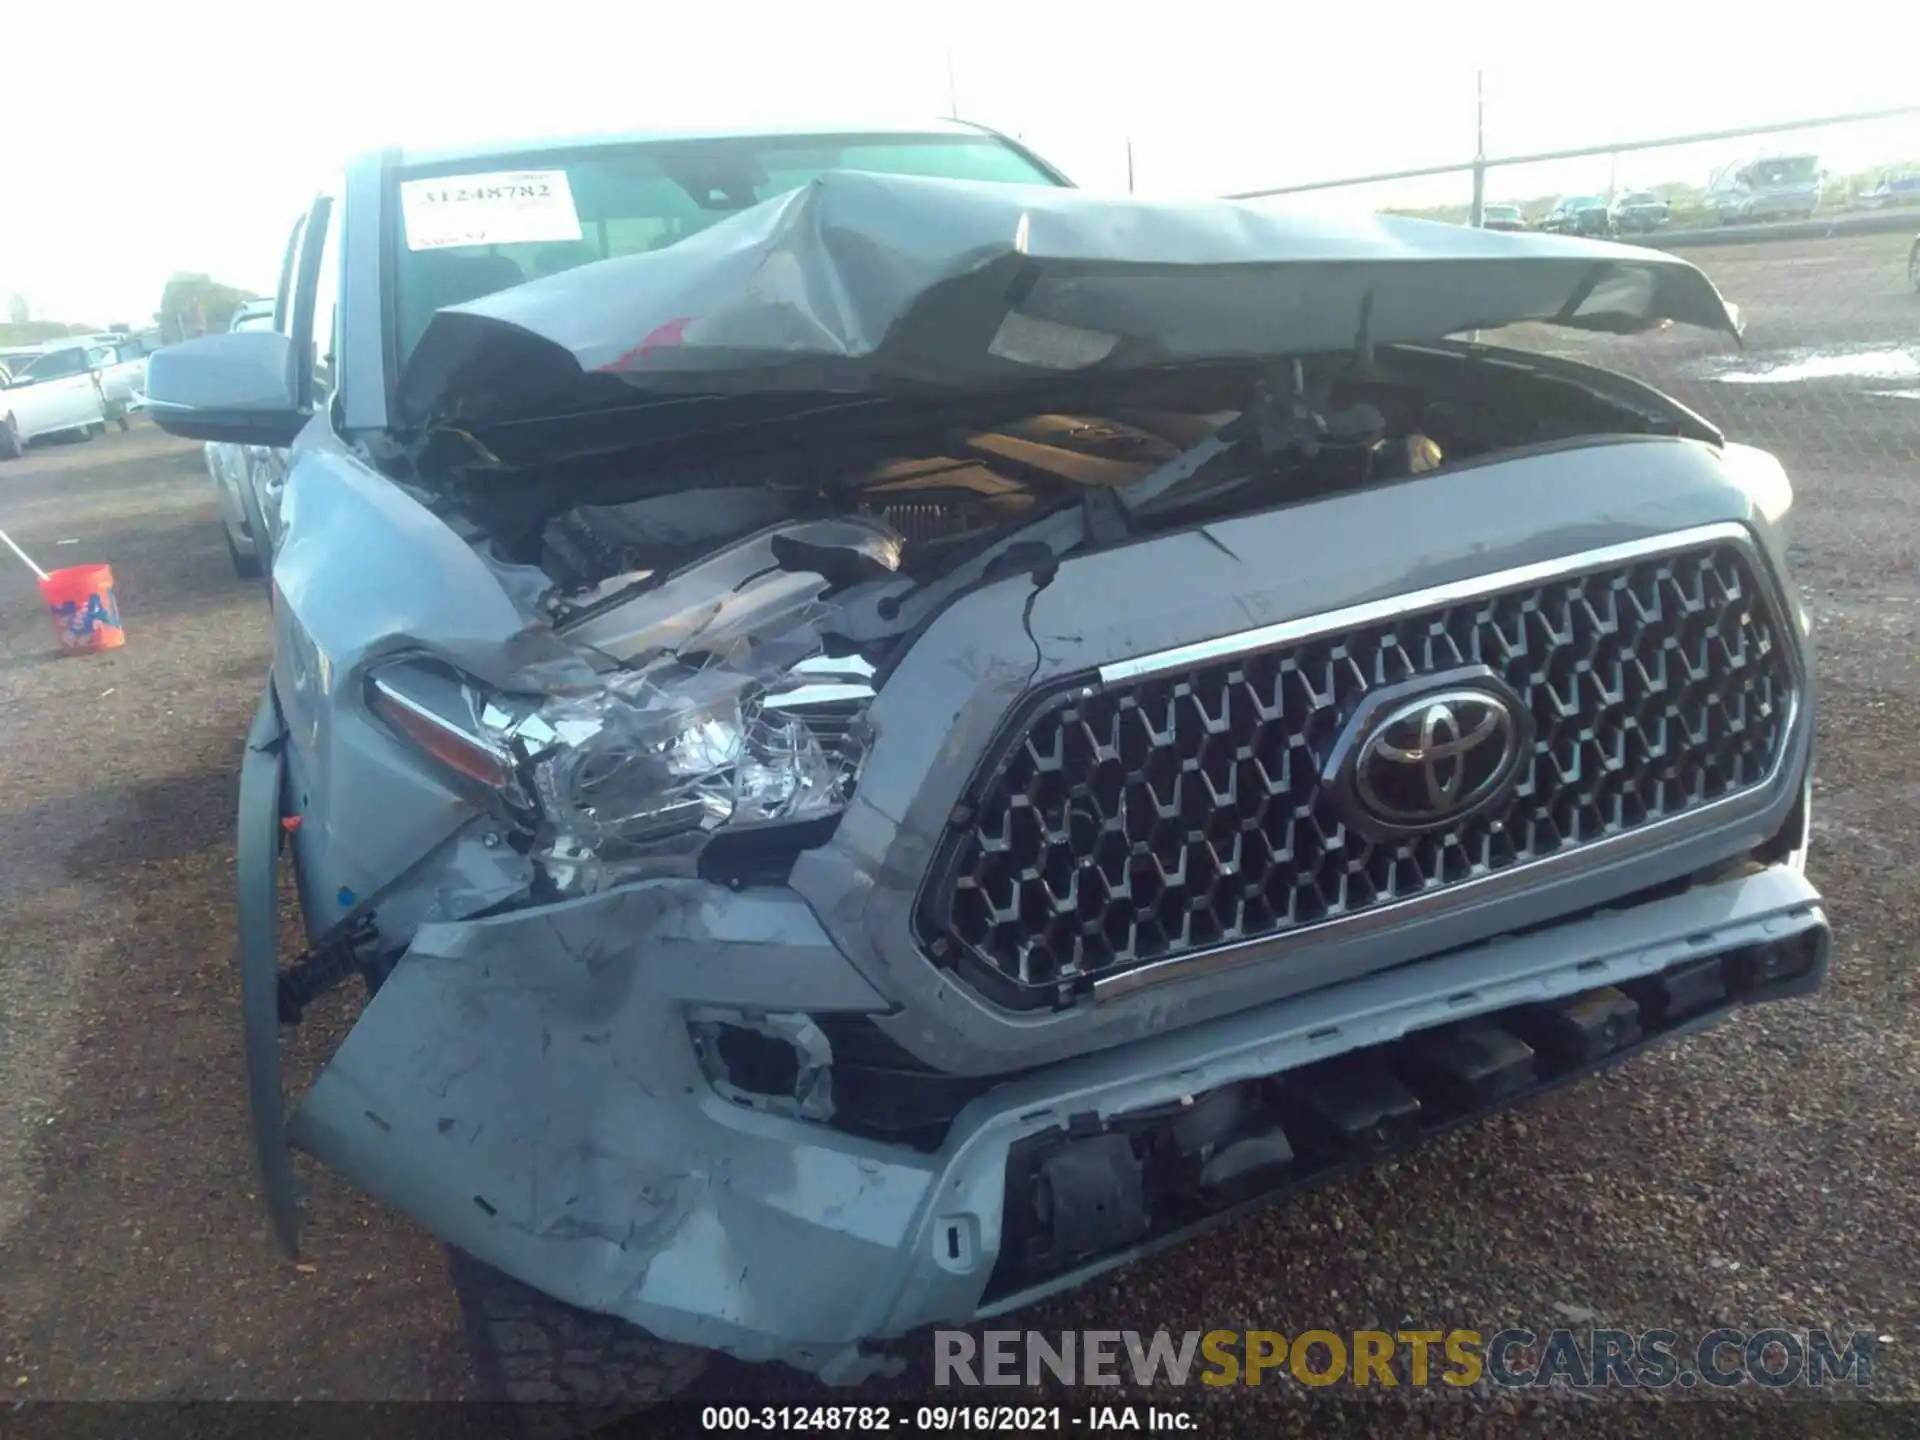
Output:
[{"xmin": 381, "ymin": 342, "xmax": 1717, "ymax": 899}]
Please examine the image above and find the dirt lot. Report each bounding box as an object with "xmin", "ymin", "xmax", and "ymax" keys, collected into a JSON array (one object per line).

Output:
[{"xmin": 1, "ymin": 232, "xmax": 1916, "ymax": 1429}]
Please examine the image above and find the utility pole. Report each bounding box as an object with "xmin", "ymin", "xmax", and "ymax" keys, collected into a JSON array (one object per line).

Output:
[
  {"xmin": 1127, "ymin": 137, "xmax": 1135, "ymax": 193},
  {"xmin": 946, "ymin": 48, "xmax": 960, "ymax": 119},
  {"xmin": 1468, "ymin": 68, "xmax": 1487, "ymax": 227}
]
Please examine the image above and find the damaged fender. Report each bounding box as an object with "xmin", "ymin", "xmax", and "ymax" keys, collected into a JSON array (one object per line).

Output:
[
  {"xmin": 281, "ymin": 879, "xmax": 920, "ymax": 1371},
  {"xmin": 238, "ymin": 682, "xmax": 301, "ymax": 1257}
]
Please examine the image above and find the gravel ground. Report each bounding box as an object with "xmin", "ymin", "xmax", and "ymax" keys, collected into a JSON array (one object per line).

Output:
[{"xmin": 0, "ymin": 231, "xmax": 1916, "ymax": 1433}]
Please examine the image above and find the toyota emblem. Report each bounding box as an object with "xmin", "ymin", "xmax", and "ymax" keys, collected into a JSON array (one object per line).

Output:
[{"xmin": 1351, "ymin": 687, "xmax": 1526, "ymax": 829}]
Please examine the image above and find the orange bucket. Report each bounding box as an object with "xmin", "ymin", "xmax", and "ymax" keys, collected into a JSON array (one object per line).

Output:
[{"xmin": 38, "ymin": 563, "xmax": 126, "ymax": 654}]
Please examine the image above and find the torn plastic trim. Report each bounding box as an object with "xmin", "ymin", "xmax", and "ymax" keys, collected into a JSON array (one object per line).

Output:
[
  {"xmin": 879, "ymin": 867, "xmax": 1831, "ymax": 1337},
  {"xmin": 237, "ymin": 682, "xmax": 301, "ymax": 1258},
  {"xmin": 283, "ymin": 860, "xmax": 1820, "ymax": 1378},
  {"xmin": 983, "ymin": 924, "xmax": 1827, "ymax": 1311},
  {"xmin": 688, "ymin": 1010, "xmax": 836, "ymax": 1122}
]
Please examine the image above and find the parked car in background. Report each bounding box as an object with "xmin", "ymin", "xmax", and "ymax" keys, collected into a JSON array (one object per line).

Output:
[
  {"xmin": 208, "ymin": 298, "xmax": 279, "ymax": 577},
  {"xmin": 1909, "ymin": 230, "xmax": 1919, "ymax": 294},
  {"xmin": 0, "ymin": 343, "xmax": 109, "ymax": 459},
  {"xmin": 1478, "ymin": 202, "xmax": 1525, "ymax": 232},
  {"xmin": 1540, "ymin": 195, "xmax": 1611, "ymax": 236},
  {"xmin": 0, "ymin": 345, "xmax": 44, "ymax": 376},
  {"xmin": 1609, "ymin": 190, "xmax": 1669, "ymax": 234},
  {"xmin": 146, "ymin": 119, "xmax": 1826, "ymax": 1417},
  {"xmin": 1706, "ymin": 154, "xmax": 1822, "ymax": 224},
  {"xmin": 1856, "ymin": 172, "xmax": 1920, "ymax": 210}
]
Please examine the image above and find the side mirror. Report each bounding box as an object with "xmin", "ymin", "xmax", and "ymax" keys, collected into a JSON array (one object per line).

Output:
[{"xmin": 145, "ymin": 330, "xmax": 306, "ymax": 447}]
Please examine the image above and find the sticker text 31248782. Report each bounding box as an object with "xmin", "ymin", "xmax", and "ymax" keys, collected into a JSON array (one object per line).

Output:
[{"xmin": 399, "ymin": 170, "xmax": 583, "ymax": 251}]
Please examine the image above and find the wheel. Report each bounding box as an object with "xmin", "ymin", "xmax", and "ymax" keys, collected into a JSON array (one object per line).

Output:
[
  {"xmin": 0, "ymin": 413, "xmax": 20, "ymax": 461},
  {"xmin": 224, "ymin": 525, "xmax": 263, "ymax": 580},
  {"xmin": 446, "ymin": 1245, "xmax": 708, "ymax": 1424}
]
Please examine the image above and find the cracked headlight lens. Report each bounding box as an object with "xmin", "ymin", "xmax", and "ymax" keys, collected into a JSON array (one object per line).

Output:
[
  {"xmin": 373, "ymin": 645, "xmax": 874, "ymax": 894},
  {"xmin": 501, "ymin": 651, "xmax": 875, "ymax": 869},
  {"xmin": 532, "ymin": 686, "xmax": 845, "ymax": 845}
]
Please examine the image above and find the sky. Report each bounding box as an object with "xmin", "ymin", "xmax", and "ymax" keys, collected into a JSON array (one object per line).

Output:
[{"xmin": 3, "ymin": 0, "xmax": 1916, "ymax": 325}]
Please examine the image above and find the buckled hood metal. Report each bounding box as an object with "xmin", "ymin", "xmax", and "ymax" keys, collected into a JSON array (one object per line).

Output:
[{"xmin": 397, "ymin": 171, "xmax": 1745, "ymax": 430}]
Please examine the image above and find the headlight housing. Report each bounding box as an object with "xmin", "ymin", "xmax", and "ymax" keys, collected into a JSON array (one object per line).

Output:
[
  {"xmin": 368, "ymin": 514, "xmax": 899, "ymax": 893},
  {"xmin": 520, "ymin": 653, "xmax": 868, "ymax": 845},
  {"xmin": 368, "ymin": 647, "xmax": 875, "ymax": 894}
]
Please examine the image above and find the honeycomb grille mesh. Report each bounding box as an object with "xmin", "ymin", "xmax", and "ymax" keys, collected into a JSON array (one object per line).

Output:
[{"xmin": 919, "ymin": 538, "xmax": 1797, "ymax": 1009}]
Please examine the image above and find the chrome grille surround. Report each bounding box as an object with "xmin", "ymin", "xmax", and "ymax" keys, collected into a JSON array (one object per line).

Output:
[{"xmin": 915, "ymin": 523, "xmax": 1805, "ymax": 1010}]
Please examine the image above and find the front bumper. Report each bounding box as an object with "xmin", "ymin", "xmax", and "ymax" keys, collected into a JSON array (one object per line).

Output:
[{"xmin": 284, "ymin": 848, "xmax": 1826, "ymax": 1382}]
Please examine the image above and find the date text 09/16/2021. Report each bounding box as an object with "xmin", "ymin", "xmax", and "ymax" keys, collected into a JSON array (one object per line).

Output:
[{"xmin": 698, "ymin": 1405, "xmax": 1188, "ymax": 1432}]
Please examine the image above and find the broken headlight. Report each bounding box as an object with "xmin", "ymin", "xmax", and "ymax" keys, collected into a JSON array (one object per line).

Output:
[
  {"xmin": 367, "ymin": 648, "xmax": 875, "ymax": 892},
  {"xmin": 520, "ymin": 656, "xmax": 870, "ymax": 840},
  {"xmin": 495, "ymin": 650, "xmax": 874, "ymax": 889}
]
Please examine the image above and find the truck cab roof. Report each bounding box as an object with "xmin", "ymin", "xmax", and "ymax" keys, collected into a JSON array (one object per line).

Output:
[{"xmin": 376, "ymin": 117, "xmax": 1047, "ymax": 174}]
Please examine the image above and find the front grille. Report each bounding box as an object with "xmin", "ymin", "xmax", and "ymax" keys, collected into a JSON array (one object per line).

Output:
[{"xmin": 917, "ymin": 533, "xmax": 1799, "ymax": 1010}]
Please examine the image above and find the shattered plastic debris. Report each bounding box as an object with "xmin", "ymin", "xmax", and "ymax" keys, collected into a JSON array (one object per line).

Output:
[
  {"xmin": 503, "ymin": 627, "xmax": 867, "ymax": 892},
  {"xmin": 686, "ymin": 1011, "xmax": 837, "ymax": 1122},
  {"xmin": 530, "ymin": 660, "xmax": 822, "ymax": 842},
  {"xmin": 473, "ymin": 518, "xmax": 895, "ymax": 893}
]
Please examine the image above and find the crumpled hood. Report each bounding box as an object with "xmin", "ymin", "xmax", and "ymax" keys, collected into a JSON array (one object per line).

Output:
[{"xmin": 398, "ymin": 170, "xmax": 1743, "ymax": 429}]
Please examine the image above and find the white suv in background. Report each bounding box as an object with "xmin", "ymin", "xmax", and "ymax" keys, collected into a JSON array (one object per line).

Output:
[{"xmin": 0, "ymin": 343, "xmax": 110, "ymax": 460}]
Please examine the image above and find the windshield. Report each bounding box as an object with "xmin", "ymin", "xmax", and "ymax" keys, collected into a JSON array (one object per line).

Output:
[
  {"xmin": 233, "ymin": 312, "xmax": 275, "ymax": 333},
  {"xmin": 17, "ymin": 348, "xmax": 87, "ymax": 382},
  {"xmin": 1749, "ymin": 156, "xmax": 1819, "ymax": 187},
  {"xmin": 1484, "ymin": 205, "xmax": 1519, "ymax": 218},
  {"xmin": 390, "ymin": 131, "xmax": 1063, "ymax": 364}
]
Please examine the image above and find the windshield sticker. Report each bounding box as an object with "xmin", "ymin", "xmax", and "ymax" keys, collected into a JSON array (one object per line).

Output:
[{"xmin": 400, "ymin": 170, "xmax": 582, "ymax": 251}]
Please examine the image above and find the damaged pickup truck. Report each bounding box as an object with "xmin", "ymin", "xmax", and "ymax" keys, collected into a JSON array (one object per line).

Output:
[{"xmin": 145, "ymin": 123, "xmax": 1826, "ymax": 1407}]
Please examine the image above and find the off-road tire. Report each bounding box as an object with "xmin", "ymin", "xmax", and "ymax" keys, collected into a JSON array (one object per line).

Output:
[
  {"xmin": 446, "ymin": 1244, "xmax": 708, "ymax": 1431},
  {"xmin": 0, "ymin": 414, "xmax": 20, "ymax": 461}
]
